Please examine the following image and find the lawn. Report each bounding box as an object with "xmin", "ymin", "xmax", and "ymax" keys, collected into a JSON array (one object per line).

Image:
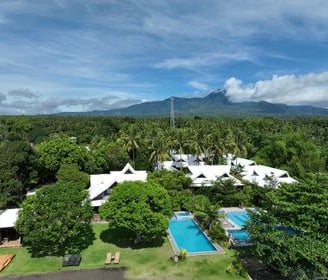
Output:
[{"xmin": 0, "ymin": 224, "xmax": 246, "ymax": 279}]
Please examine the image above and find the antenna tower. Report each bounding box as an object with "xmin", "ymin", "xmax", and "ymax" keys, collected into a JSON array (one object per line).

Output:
[{"xmin": 170, "ymin": 96, "xmax": 175, "ymax": 128}]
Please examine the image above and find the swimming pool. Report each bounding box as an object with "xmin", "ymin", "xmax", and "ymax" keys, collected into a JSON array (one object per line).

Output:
[
  {"xmin": 226, "ymin": 211, "xmax": 249, "ymax": 228},
  {"xmin": 173, "ymin": 211, "xmax": 193, "ymax": 220},
  {"xmin": 228, "ymin": 229, "xmax": 249, "ymax": 241},
  {"xmin": 175, "ymin": 211, "xmax": 191, "ymax": 217},
  {"xmin": 168, "ymin": 219, "xmax": 220, "ymax": 254}
]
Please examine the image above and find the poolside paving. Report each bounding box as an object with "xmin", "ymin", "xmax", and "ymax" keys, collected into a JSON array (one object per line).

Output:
[{"xmin": 1, "ymin": 268, "xmax": 126, "ymax": 280}]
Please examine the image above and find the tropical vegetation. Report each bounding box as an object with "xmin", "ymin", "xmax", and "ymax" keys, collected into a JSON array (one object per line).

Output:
[
  {"xmin": 16, "ymin": 182, "xmax": 94, "ymax": 257},
  {"xmin": 246, "ymin": 174, "xmax": 328, "ymax": 279},
  {"xmin": 0, "ymin": 115, "xmax": 327, "ymax": 278}
]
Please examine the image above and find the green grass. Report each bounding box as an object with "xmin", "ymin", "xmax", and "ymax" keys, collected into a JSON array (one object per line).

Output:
[{"xmin": 0, "ymin": 224, "xmax": 246, "ymax": 279}]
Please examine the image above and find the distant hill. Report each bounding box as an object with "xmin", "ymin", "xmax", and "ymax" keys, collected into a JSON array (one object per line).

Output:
[{"xmin": 59, "ymin": 89, "xmax": 328, "ymax": 117}]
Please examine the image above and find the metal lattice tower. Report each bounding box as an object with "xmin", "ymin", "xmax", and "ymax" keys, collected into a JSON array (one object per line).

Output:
[{"xmin": 170, "ymin": 96, "xmax": 175, "ymax": 128}]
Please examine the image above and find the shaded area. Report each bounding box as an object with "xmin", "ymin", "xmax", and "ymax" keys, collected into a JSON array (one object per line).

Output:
[
  {"xmin": 240, "ymin": 254, "xmax": 288, "ymax": 280},
  {"xmin": 26, "ymin": 224, "xmax": 95, "ymax": 257},
  {"xmin": 100, "ymin": 228, "xmax": 165, "ymax": 249},
  {"xmin": 1, "ymin": 268, "xmax": 126, "ymax": 280}
]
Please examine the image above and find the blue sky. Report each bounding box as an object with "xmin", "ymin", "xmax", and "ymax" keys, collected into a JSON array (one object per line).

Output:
[{"xmin": 1, "ymin": 0, "xmax": 328, "ymax": 114}]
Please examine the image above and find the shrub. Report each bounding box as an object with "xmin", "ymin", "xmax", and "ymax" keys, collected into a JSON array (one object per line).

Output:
[{"xmin": 208, "ymin": 222, "xmax": 228, "ymax": 244}]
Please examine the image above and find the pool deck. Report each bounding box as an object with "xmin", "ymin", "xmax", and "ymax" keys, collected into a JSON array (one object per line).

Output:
[
  {"xmin": 219, "ymin": 207, "xmax": 255, "ymax": 231},
  {"xmin": 219, "ymin": 207, "xmax": 255, "ymax": 214},
  {"xmin": 219, "ymin": 207, "xmax": 255, "ymax": 248}
]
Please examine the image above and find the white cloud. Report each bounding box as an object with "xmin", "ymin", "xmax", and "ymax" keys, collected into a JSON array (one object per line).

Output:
[
  {"xmin": 155, "ymin": 51, "xmax": 253, "ymax": 70},
  {"xmin": 224, "ymin": 72, "xmax": 328, "ymax": 107},
  {"xmin": 1, "ymin": 0, "xmax": 328, "ymax": 113},
  {"xmin": 0, "ymin": 89, "xmax": 144, "ymax": 115},
  {"xmin": 188, "ymin": 81, "xmax": 209, "ymax": 91}
]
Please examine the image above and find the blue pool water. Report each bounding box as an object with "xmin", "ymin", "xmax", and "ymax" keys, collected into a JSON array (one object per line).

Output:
[
  {"xmin": 228, "ymin": 230, "xmax": 249, "ymax": 241},
  {"xmin": 226, "ymin": 211, "xmax": 249, "ymax": 228},
  {"xmin": 169, "ymin": 219, "xmax": 217, "ymax": 253}
]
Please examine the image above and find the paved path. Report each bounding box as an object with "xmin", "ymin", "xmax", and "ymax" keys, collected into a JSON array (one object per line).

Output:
[{"xmin": 1, "ymin": 268, "xmax": 126, "ymax": 280}]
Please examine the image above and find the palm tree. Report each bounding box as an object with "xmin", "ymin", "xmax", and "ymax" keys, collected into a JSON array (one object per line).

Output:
[
  {"xmin": 189, "ymin": 195, "xmax": 219, "ymax": 230},
  {"xmin": 147, "ymin": 129, "xmax": 170, "ymax": 169},
  {"xmin": 118, "ymin": 125, "xmax": 141, "ymax": 167}
]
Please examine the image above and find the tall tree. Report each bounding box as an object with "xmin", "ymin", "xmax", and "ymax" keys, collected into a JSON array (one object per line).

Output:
[
  {"xmin": 56, "ymin": 163, "xmax": 89, "ymax": 188},
  {"xmin": 148, "ymin": 170, "xmax": 192, "ymax": 210},
  {"xmin": 99, "ymin": 181, "xmax": 172, "ymax": 243},
  {"xmin": 0, "ymin": 141, "xmax": 36, "ymax": 208},
  {"xmin": 186, "ymin": 195, "xmax": 219, "ymax": 230},
  {"xmin": 36, "ymin": 136, "xmax": 91, "ymax": 182},
  {"xmin": 16, "ymin": 182, "xmax": 94, "ymax": 257},
  {"xmin": 247, "ymin": 175, "xmax": 328, "ymax": 279},
  {"xmin": 118, "ymin": 125, "xmax": 141, "ymax": 167}
]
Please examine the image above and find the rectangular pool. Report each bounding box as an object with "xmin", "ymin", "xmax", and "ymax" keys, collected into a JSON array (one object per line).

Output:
[
  {"xmin": 168, "ymin": 219, "xmax": 220, "ymax": 254},
  {"xmin": 226, "ymin": 211, "xmax": 249, "ymax": 228},
  {"xmin": 228, "ymin": 229, "xmax": 249, "ymax": 241}
]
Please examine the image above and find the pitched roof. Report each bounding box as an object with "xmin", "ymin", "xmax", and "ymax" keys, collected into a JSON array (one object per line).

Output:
[
  {"xmin": 187, "ymin": 165, "xmax": 242, "ymax": 187},
  {"xmin": 0, "ymin": 208, "xmax": 20, "ymax": 229},
  {"xmin": 171, "ymin": 154, "xmax": 205, "ymax": 168},
  {"xmin": 242, "ymin": 165, "xmax": 297, "ymax": 188},
  {"xmin": 225, "ymin": 154, "xmax": 256, "ymax": 167},
  {"xmin": 88, "ymin": 175, "xmax": 116, "ymax": 200},
  {"xmin": 88, "ymin": 163, "xmax": 147, "ymax": 200}
]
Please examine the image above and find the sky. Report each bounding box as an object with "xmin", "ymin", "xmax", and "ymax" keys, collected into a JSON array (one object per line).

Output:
[{"xmin": 1, "ymin": 0, "xmax": 328, "ymax": 114}]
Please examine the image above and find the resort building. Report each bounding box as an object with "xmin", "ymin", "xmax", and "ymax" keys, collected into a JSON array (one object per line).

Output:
[
  {"xmin": 0, "ymin": 208, "xmax": 21, "ymax": 248},
  {"xmin": 224, "ymin": 154, "xmax": 256, "ymax": 168},
  {"xmin": 241, "ymin": 165, "xmax": 297, "ymax": 188},
  {"xmin": 187, "ymin": 165, "xmax": 243, "ymax": 187},
  {"xmin": 157, "ymin": 153, "xmax": 206, "ymax": 171},
  {"xmin": 88, "ymin": 163, "xmax": 147, "ymax": 207}
]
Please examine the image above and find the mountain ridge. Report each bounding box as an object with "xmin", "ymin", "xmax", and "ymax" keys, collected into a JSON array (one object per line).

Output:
[{"xmin": 58, "ymin": 89, "xmax": 328, "ymax": 117}]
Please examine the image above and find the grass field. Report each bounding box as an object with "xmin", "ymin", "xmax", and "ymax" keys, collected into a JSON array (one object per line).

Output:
[{"xmin": 0, "ymin": 224, "xmax": 246, "ymax": 279}]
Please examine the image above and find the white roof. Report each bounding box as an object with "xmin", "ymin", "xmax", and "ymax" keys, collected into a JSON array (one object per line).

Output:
[
  {"xmin": 0, "ymin": 208, "xmax": 20, "ymax": 229},
  {"xmin": 171, "ymin": 154, "xmax": 205, "ymax": 168},
  {"xmin": 156, "ymin": 161, "xmax": 177, "ymax": 171},
  {"xmin": 187, "ymin": 165, "xmax": 242, "ymax": 187},
  {"xmin": 225, "ymin": 154, "xmax": 256, "ymax": 168},
  {"xmin": 88, "ymin": 163, "xmax": 147, "ymax": 200},
  {"xmin": 88, "ymin": 175, "xmax": 116, "ymax": 200},
  {"xmin": 242, "ymin": 165, "xmax": 297, "ymax": 188}
]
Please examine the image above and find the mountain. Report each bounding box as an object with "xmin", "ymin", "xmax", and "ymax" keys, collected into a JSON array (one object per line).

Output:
[{"xmin": 60, "ymin": 89, "xmax": 328, "ymax": 117}]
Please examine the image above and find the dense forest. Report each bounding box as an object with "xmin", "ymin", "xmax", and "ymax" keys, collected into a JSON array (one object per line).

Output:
[
  {"xmin": 1, "ymin": 115, "xmax": 328, "ymax": 209},
  {"xmin": 1, "ymin": 115, "xmax": 328, "ymax": 279}
]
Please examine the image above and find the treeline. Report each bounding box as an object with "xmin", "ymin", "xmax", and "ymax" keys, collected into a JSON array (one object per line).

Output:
[{"xmin": 1, "ymin": 115, "xmax": 328, "ymax": 208}]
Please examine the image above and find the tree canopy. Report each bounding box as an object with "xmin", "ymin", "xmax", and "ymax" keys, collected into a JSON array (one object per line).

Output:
[
  {"xmin": 99, "ymin": 181, "xmax": 172, "ymax": 243},
  {"xmin": 36, "ymin": 137, "xmax": 93, "ymax": 182},
  {"xmin": 0, "ymin": 141, "xmax": 36, "ymax": 208},
  {"xmin": 16, "ymin": 182, "xmax": 94, "ymax": 257},
  {"xmin": 148, "ymin": 170, "xmax": 192, "ymax": 210},
  {"xmin": 56, "ymin": 163, "xmax": 89, "ymax": 188},
  {"xmin": 247, "ymin": 174, "xmax": 328, "ymax": 279}
]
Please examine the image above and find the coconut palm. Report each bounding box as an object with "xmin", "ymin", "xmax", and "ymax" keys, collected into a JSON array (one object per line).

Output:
[{"xmin": 118, "ymin": 125, "xmax": 141, "ymax": 167}]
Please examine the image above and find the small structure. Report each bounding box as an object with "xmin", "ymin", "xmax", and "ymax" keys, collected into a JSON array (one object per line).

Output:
[
  {"xmin": 62, "ymin": 254, "xmax": 81, "ymax": 267},
  {"xmin": 88, "ymin": 163, "xmax": 147, "ymax": 207},
  {"xmin": 105, "ymin": 252, "xmax": 112, "ymax": 265},
  {"xmin": 187, "ymin": 165, "xmax": 242, "ymax": 187},
  {"xmin": 0, "ymin": 254, "xmax": 15, "ymax": 272},
  {"xmin": 0, "ymin": 209, "xmax": 21, "ymax": 247},
  {"xmin": 113, "ymin": 252, "xmax": 120, "ymax": 264}
]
